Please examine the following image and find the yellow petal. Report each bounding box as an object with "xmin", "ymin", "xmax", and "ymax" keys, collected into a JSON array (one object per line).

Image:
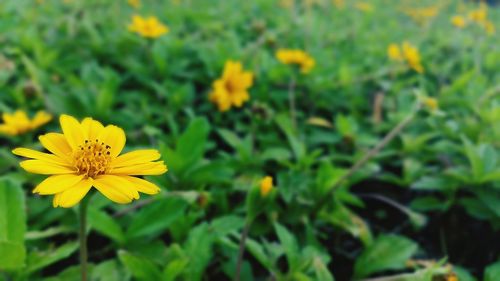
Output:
[
  {"xmin": 0, "ymin": 124, "xmax": 17, "ymax": 135},
  {"xmin": 20, "ymin": 160, "xmax": 75, "ymax": 175},
  {"xmin": 93, "ymin": 175, "xmax": 139, "ymax": 204},
  {"xmin": 60, "ymin": 115, "xmax": 86, "ymax": 150},
  {"xmin": 34, "ymin": 174, "xmax": 84, "ymax": 195},
  {"xmin": 31, "ymin": 111, "xmax": 52, "ymax": 128},
  {"xmin": 97, "ymin": 125, "xmax": 126, "ymax": 158},
  {"xmin": 123, "ymin": 176, "xmax": 161, "ymax": 195},
  {"xmin": 109, "ymin": 161, "xmax": 167, "ymax": 176},
  {"xmin": 53, "ymin": 178, "xmax": 93, "ymax": 208},
  {"xmin": 111, "ymin": 149, "xmax": 161, "ymax": 168},
  {"xmin": 39, "ymin": 133, "xmax": 73, "ymax": 160},
  {"xmin": 81, "ymin": 118, "xmax": 104, "ymax": 141},
  {"xmin": 12, "ymin": 148, "xmax": 71, "ymax": 166}
]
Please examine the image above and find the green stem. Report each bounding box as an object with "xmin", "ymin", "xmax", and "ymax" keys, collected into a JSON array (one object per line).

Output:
[
  {"xmin": 79, "ymin": 196, "xmax": 91, "ymax": 281},
  {"xmin": 288, "ymin": 74, "xmax": 297, "ymax": 130},
  {"xmin": 234, "ymin": 221, "xmax": 252, "ymax": 281},
  {"xmin": 315, "ymin": 107, "xmax": 418, "ymax": 213}
]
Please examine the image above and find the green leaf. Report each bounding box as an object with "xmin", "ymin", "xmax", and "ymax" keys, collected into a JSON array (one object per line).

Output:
[
  {"xmin": 218, "ymin": 128, "xmax": 242, "ymax": 149},
  {"xmin": 126, "ymin": 197, "xmax": 187, "ymax": 239},
  {"xmin": 26, "ymin": 241, "xmax": 79, "ymax": 274},
  {"xmin": 0, "ymin": 179, "xmax": 26, "ymax": 270},
  {"xmin": 313, "ymin": 257, "xmax": 335, "ymax": 281},
  {"xmin": 354, "ymin": 235, "xmax": 418, "ymax": 279},
  {"xmin": 274, "ymin": 223, "xmax": 300, "ymax": 272},
  {"xmin": 184, "ymin": 223, "xmax": 215, "ymax": 281},
  {"xmin": 176, "ymin": 117, "xmax": 210, "ymax": 168},
  {"xmin": 88, "ymin": 207, "xmax": 125, "ymax": 244},
  {"xmin": 275, "ymin": 113, "xmax": 305, "ymax": 161},
  {"xmin": 92, "ymin": 260, "xmax": 124, "ymax": 281},
  {"xmin": 485, "ymin": 260, "xmax": 500, "ymax": 281},
  {"xmin": 163, "ymin": 258, "xmax": 189, "ymax": 281},
  {"xmin": 210, "ymin": 215, "xmax": 245, "ymax": 237},
  {"xmin": 118, "ymin": 250, "xmax": 162, "ymax": 281}
]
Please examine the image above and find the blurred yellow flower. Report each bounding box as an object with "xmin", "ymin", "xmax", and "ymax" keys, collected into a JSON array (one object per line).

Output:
[
  {"xmin": 354, "ymin": 2, "xmax": 374, "ymax": 12},
  {"xmin": 468, "ymin": 4, "xmax": 487, "ymax": 23},
  {"xmin": 387, "ymin": 44, "xmax": 403, "ymax": 61},
  {"xmin": 127, "ymin": 0, "xmax": 140, "ymax": 9},
  {"xmin": 260, "ymin": 176, "xmax": 274, "ymax": 197},
  {"xmin": 0, "ymin": 110, "xmax": 52, "ymax": 136},
  {"xmin": 332, "ymin": 0, "xmax": 345, "ymax": 9},
  {"xmin": 128, "ymin": 15, "xmax": 169, "ymax": 38},
  {"xmin": 12, "ymin": 115, "xmax": 167, "ymax": 208},
  {"xmin": 403, "ymin": 6, "xmax": 439, "ymax": 25},
  {"xmin": 467, "ymin": 3, "xmax": 495, "ymax": 35},
  {"xmin": 209, "ymin": 61, "xmax": 253, "ymax": 112},
  {"xmin": 451, "ymin": 15, "xmax": 467, "ymax": 28},
  {"xmin": 422, "ymin": 97, "xmax": 438, "ymax": 111},
  {"xmin": 280, "ymin": 0, "xmax": 294, "ymax": 8},
  {"xmin": 276, "ymin": 49, "xmax": 315, "ymax": 74},
  {"xmin": 387, "ymin": 42, "xmax": 424, "ymax": 73}
]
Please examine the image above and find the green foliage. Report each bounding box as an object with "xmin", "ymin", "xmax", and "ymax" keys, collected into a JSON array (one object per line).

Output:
[{"xmin": 0, "ymin": 0, "xmax": 498, "ymax": 280}]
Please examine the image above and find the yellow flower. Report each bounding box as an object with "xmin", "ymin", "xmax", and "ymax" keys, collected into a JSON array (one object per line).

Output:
[
  {"xmin": 402, "ymin": 42, "xmax": 424, "ymax": 73},
  {"xmin": 387, "ymin": 44, "xmax": 403, "ymax": 61},
  {"xmin": 12, "ymin": 115, "xmax": 167, "ymax": 208},
  {"xmin": 332, "ymin": 0, "xmax": 345, "ymax": 9},
  {"xmin": 275, "ymin": 49, "xmax": 315, "ymax": 74},
  {"xmin": 481, "ymin": 20, "xmax": 495, "ymax": 35},
  {"xmin": 280, "ymin": 0, "xmax": 294, "ymax": 8},
  {"xmin": 468, "ymin": 4, "xmax": 487, "ymax": 23},
  {"xmin": 208, "ymin": 61, "xmax": 253, "ymax": 112},
  {"xmin": 127, "ymin": 0, "xmax": 140, "ymax": 9},
  {"xmin": 259, "ymin": 176, "xmax": 274, "ymax": 197},
  {"xmin": 388, "ymin": 42, "xmax": 424, "ymax": 73},
  {"xmin": 451, "ymin": 15, "xmax": 467, "ymax": 28},
  {"xmin": 403, "ymin": 6, "xmax": 439, "ymax": 24},
  {"xmin": 128, "ymin": 15, "xmax": 169, "ymax": 38},
  {"xmin": 354, "ymin": 2, "xmax": 374, "ymax": 13},
  {"xmin": 422, "ymin": 97, "xmax": 438, "ymax": 111},
  {"xmin": 0, "ymin": 110, "xmax": 52, "ymax": 136}
]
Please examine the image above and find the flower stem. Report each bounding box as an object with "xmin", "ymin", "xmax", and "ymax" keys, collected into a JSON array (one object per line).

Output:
[
  {"xmin": 288, "ymin": 74, "xmax": 297, "ymax": 130},
  {"xmin": 234, "ymin": 221, "xmax": 252, "ymax": 281},
  {"xmin": 315, "ymin": 108, "xmax": 418, "ymax": 212},
  {"xmin": 79, "ymin": 196, "xmax": 91, "ymax": 281}
]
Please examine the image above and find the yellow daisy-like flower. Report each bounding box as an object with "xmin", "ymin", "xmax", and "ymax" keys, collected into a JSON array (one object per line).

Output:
[
  {"xmin": 451, "ymin": 15, "xmax": 467, "ymax": 28},
  {"xmin": 127, "ymin": 0, "xmax": 140, "ymax": 9},
  {"xmin": 259, "ymin": 176, "xmax": 274, "ymax": 197},
  {"xmin": 275, "ymin": 49, "xmax": 315, "ymax": 74},
  {"xmin": 421, "ymin": 97, "xmax": 439, "ymax": 111},
  {"xmin": 387, "ymin": 42, "xmax": 424, "ymax": 74},
  {"xmin": 332, "ymin": 0, "xmax": 345, "ymax": 9},
  {"xmin": 403, "ymin": 6, "xmax": 439, "ymax": 24},
  {"xmin": 208, "ymin": 60, "xmax": 253, "ymax": 112},
  {"xmin": 128, "ymin": 15, "xmax": 169, "ymax": 38},
  {"xmin": 0, "ymin": 110, "xmax": 52, "ymax": 136},
  {"xmin": 12, "ymin": 115, "xmax": 167, "ymax": 208},
  {"xmin": 354, "ymin": 2, "xmax": 374, "ymax": 13}
]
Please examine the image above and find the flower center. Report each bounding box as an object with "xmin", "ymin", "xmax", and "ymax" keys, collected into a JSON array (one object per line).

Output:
[
  {"xmin": 224, "ymin": 79, "xmax": 236, "ymax": 93},
  {"xmin": 73, "ymin": 139, "xmax": 112, "ymax": 178}
]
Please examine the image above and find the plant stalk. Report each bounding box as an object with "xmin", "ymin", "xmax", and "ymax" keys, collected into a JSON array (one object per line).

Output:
[
  {"xmin": 79, "ymin": 196, "xmax": 91, "ymax": 281},
  {"xmin": 288, "ymin": 74, "xmax": 297, "ymax": 130},
  {"xmin": 234, "ymin": 221, "xmax": 252, "ymax": 281},
  {"xmin": 316, "ymin": 108, "xmax": 418, "ymax": 212}
]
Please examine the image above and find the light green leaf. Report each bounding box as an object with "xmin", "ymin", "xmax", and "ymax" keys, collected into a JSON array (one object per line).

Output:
[
  {"xmin": 118, "ymin": 250, "xmax": 162, "ymax": 281},
  {"xmin": 126, "ymin": 197, "xmax": 187, "ymax": 239},
  {"xmin": 0, "ymin": 179, "xmax": 26, "ymax": 270},
  {"xmin": 88, "ymin": 207, "xmax": 125, "ymax": 244},
  {"xmin": 354, "ymin": 235, "xmax": 418, "ymax": 279}
]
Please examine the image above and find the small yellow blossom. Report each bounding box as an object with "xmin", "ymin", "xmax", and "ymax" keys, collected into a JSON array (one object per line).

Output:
[
  {"xmin": 481, "ymin": 20, "xmax": 495, "ymax": 35},
  {"xmin": 332, "ymin": 0, "xmax": 345, "ymax": 9},
  {"xmin": 208, "ymin": 61, "xmax": 254, "ymax": 112},
  {"xmin": 468, "ymin": 4, "xmax": 487, "ymax": 23},
  {"xmin": 127, "ymin": 0, "xmax": 140, "ymax": 9},
  {"xmin": 354, "ymin": 2, "xmax": 374, "ymax": 12},
  {"xmin": 387, "ymin": 44, "xmax": 403, "ymax": 61},
  {"xmin": 12, "ymin": 115, "xmax": 167, "ymax": 208},
  {"xmin": 128, "ymin": 15, "xmax": 169, "ymax": 38},
  {"xmin": 451, "ymin": 15, "xmax": 467, "ymax": 28},
  {"xmin": 422, "ymin": 97, "xmax": 438, "ymax": 111},
  {"xmin": 260, "ymin": 176, "xmax": 274, "ymax": 197},
  {"xmin": 280, "ymin": 0, "xmax": 294, "ymax": 8},
  {"xmin": 276, "ymin": 49, "xmax": 315, "ymax": 74},
  {"xmin": 0, "ymin": 110, "xmax": 52, "ymax": 136},
  {"xmin": 403, "ymin": 6, "xmax": 439, "ymax": 25},
  {"xmin": 388, "ymin": 42, "xmax": 424, "ymax": 74}
]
